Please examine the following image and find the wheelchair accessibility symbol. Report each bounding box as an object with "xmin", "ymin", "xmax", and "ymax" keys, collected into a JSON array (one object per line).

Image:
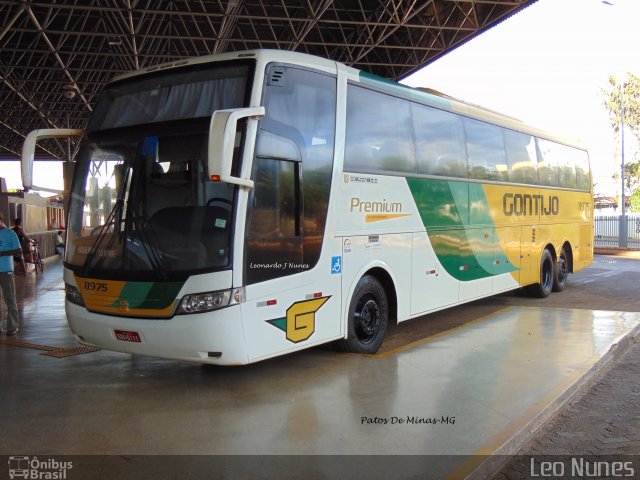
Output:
[{"xmin": 331, "ymin": 256, "xmax": 342, "ymax": 275}]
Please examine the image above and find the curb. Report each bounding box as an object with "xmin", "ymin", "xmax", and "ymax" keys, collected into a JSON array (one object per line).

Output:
[
  {"xmin": 594, "ymin": 248, "xmax": 640, "ymax": 258},
  {"xmin": 467, "ymin": 321, "xmax": 640, "ymax": 480}
]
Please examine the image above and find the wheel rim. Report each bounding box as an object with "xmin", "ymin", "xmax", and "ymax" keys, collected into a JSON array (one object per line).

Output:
[
  {"xmin": 542, "ymin": 258, "xmax": 553, "ymax": 291},
  {"xmin": 354, "ymin": 294, "xmax": 381, "ymax": 344},
  {"xmin": 557, "ymin": 255, "xmax": 567, "ymax": 285}
]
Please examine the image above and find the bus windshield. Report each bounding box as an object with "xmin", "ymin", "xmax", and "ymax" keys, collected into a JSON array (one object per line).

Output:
[
  {"xmin": 66, "ymin": 130, "xmax": 237, "ymax": 280},
  {"xmin": 64, "ymin": 60, "xmax": 253, "ymax": 281}
]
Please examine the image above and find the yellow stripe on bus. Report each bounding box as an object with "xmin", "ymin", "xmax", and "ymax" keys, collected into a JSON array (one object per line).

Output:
[{"xmin": 365, "ymin": 213, "xmax": 412, "ymax": 223}]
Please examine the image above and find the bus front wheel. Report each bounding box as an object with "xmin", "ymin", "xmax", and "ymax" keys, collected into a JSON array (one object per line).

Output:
[
  {"xmin": 529, "ymin": 248, "xmax": 554, "ymax": 298},
  {"xmin": 338, "ymin": 275, "xmax": 388, "ymax": 354}
]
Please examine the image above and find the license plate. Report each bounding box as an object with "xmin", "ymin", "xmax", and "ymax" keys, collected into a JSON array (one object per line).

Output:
[{"xmin": 114, "ymin": 329, "xmax": 142, "ymax": 343}]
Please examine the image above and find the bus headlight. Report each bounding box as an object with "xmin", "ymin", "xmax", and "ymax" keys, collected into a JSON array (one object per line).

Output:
[
  {"xmin": 65, "ymin": 284, "xmax": 85, "ymax": 307},
  {"xmin": 176, "ymin": 287, "xmax": 244, "ymax": 315}
]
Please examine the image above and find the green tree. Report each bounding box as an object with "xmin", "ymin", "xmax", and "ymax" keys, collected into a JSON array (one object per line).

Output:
[
  {"xmin": 631, "ymin": 188, "xmax": 640, "ymax": 213},
  {"xmin": 602, "ymin": 73, "xmax": 640, "ymax": 199},
  {"xmin": 603, "ymin": 73, "xmax": 640, "ymax": 138}
]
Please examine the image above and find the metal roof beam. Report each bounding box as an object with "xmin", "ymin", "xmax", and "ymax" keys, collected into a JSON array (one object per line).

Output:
[
  {"xmin": 0, "ymin": 0, "xmax": 536, "ymax": 158},
  {"xmin": 24, "ymin": 4, "xmax": 93, "ymax": 112},
  {"xmin": 0, "ymin": 3, "xmax": 25, "ymax": 43}
]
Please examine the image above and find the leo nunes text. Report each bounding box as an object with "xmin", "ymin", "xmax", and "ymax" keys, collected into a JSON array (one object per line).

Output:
[
  {"xmin": 530, "ymin": 458, "xmax": 634, "ymax": 477},
  {"xmin": 361, "ymin": 416, "xmax": 455, "ymax": 425}
]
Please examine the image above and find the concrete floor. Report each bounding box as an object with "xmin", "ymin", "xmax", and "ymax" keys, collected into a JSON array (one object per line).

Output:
[{"xmin": 1, "ymin": 258, "xmax": 639, "ymax": 479}]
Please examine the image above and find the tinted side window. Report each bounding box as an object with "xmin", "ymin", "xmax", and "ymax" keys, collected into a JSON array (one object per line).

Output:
[
  {"xmin": 537, "ymin": 139, "xmax": 557, "ymax": 186},
  {"xmin": 504, "ymin": 130, "xmax": 539, "ymax": 185},
  {"xmin": 246, "ymin": 157, "xmax": 302, "ymax": 284},
  {"xmin": 558, "ymin": 144, "xmax": 578, "ymax": 188},
  {"xmin": 345, "ymin": 85, "xmax": 416, "ymax": 173},
  {"xmin": 250, "ymin": 159, "xmax": 298, "ymax": 239},
  {"xmin": 538, "ymin": 139, "xmax": 580, "ymax": 188},
  {"xmin": 464, "ymin": 117, "xmax": 507, "ymax": 181},
  {"xmin": 411, "ymin": 103, "xmax": 467, "ymax": 178},
  {"xmin": 575, "ymin": 150, "xmax": 591, "ymax": 191},
  {"xmin": 247, "ymin": 66, "xmax": 336, "ymax": 284}
]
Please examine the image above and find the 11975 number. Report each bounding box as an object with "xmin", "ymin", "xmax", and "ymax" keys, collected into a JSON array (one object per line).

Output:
[{"xmin": 84, "ymin": 281, "xmax": 108, "ymax": 292}]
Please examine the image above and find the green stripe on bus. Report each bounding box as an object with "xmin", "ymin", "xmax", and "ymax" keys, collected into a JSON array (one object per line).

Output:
[
  {"xmin": 109, "ymin": 281, "xmax": 184, "ymax": 309},
  {"xmin": 406, "ymin": 177, "xmax": 517, "ymax": 281},
  {"xmin": 138, "ymin": 282, "xmax": 184, "ymax": 309}
]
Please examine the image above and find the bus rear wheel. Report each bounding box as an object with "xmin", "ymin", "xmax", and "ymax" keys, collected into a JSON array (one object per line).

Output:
[
  {"xmin": 553, "ymin": 247, "xmax": 569, "ymax": 292},
  {"xmin": 528, "ymin": 248, "xmax": 554, "ymax": 298},
  {"xmin": 337, "ymin": 275, "xmax": 388, "ymax": 354}
]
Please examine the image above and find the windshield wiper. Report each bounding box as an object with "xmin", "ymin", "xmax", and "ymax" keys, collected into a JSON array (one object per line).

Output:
[
  {"xmin": 81, "ymin": 198, "xmax": 124, "ymax": 276},
  {"xmin": 127, "ymin": 208, "xmax": 166, "ymax": 281},
  {"xmin": 81, "ymin": 156, "xmax": 130, "ymax": 276}
]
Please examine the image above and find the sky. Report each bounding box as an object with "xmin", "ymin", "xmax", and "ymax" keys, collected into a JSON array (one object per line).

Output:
[
  {"xmin": 2, "ymin": 0, "xmax": 639, "ymax": 196},
  {"xmin": 402, "ymin": 0, "xmax": 640, "ymax": 197}
]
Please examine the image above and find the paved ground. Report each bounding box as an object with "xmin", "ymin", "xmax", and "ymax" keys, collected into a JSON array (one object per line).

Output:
[{"xmin": 492, "ymin": 339, "xmax": 640, "ymax": 479}]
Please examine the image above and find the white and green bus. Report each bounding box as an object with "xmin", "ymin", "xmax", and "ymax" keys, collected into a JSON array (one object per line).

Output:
[{"xmin": 22, "ymin": 49, "xmax": 592, "ymax": 365}]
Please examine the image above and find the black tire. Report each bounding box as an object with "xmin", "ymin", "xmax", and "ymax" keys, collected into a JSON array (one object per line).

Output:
[
  {"xmin": 528, "ymin": 248, "xmax": 554, "ymax": 298},
  {"xmin": 552, "ymin": 247, "xmax": 569, "ymax": 292},
  {"xmin": 337, "ymin": 275, "xmax": 388, "ymax": 354}
]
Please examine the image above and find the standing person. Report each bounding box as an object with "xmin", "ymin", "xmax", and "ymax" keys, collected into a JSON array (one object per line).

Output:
[
  {"xmin": 11, "ymin": 218, "xmax": 31, "ymax": 274},
  {"xmin": 0, "ymin": 212, "xmax": 21, "ymax": 335},
  {"xmin": 55, "ymin": 230, "xmax": 65, "ymax": 257}
]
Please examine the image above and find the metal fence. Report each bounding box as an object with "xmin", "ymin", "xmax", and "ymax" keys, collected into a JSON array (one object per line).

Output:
[
  {"xmin": 28, "ymin": 230, "xmax": 59, "ymax": 259},
  {"xmin": 594, "ymin": 215, "xmax": 640, "ymax": 248}
]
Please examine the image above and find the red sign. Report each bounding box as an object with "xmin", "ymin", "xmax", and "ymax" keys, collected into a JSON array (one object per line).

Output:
[{"xmin": 114, "ymin": 330, "xmax": 142, "ymax": 343}]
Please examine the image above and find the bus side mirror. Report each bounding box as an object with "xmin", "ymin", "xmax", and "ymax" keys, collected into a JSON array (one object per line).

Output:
[
  {"xmin": 208, "ymin": 107, "xmax": 265, "ymax": 190},
  {"xmin": 22, "ymin": 129, "xmax": 84, "ymax": 193}
]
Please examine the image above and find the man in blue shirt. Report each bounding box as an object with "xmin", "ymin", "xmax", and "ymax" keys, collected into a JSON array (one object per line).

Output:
[{"xmin": 0, "ymin": 212, "xmax": 21, "ymax": 335}]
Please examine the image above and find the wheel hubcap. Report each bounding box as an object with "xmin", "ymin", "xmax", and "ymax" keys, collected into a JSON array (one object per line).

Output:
[
  {"xmin": 558, "ymin": 256, "xmax": 567, "ymax": 283},
  {"xmin": 542, "ymin": 260, "xmax": 553, "ymax": 290},
  {"xmin": 354, "ymin": 295, "xmax": 380, "ymax": 343}
]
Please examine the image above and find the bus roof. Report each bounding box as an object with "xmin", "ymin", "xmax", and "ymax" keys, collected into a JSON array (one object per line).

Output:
[
  {"xmin": 107, "ymin": 49, "xmax": 341, "ymax": 84},
  {"xmin": 107, "ymin": 49, "xmax": 587, "ymax": 152}
]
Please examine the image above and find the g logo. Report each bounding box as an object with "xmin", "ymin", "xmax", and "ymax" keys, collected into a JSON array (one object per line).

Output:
[{"xmin": 267, "ymin": 296, "xmax": 331, "ymax": 343}]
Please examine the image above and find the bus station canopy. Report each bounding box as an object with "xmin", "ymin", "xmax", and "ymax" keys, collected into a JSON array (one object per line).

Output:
[{"xmin": 0, "ymin": 0, "xmax": 535, "ymax": 160}]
